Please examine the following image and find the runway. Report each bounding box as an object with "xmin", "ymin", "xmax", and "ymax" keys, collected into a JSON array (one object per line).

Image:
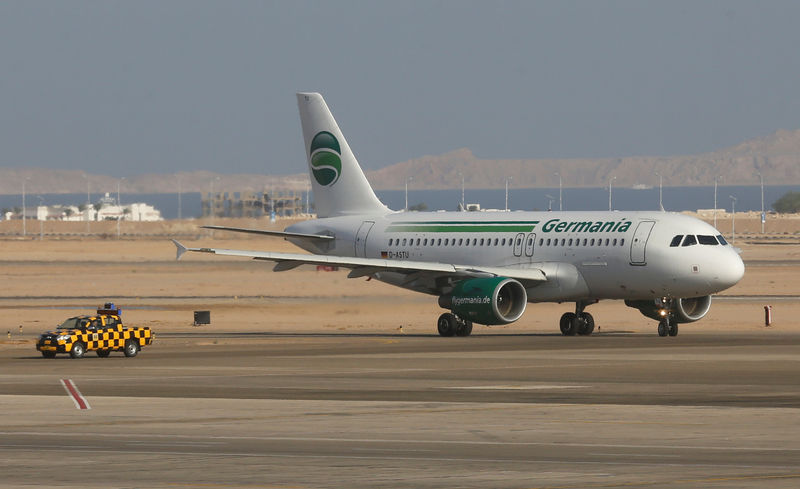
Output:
[{"xmin": 2, "ymin": 332, "xmax": 800, "ymax": 488}]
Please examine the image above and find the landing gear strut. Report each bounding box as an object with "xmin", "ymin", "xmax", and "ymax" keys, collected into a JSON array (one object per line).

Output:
[
  {"xmin": 560, "ymin": 301, "xmax": 595, "ymax": 336},
  {"xmin": 656, "ymin": 299, "xmax": 679, "ymax": 337},
  {"xmin": 437, "ymin": 312, "xmax": 473, "ymax": 337},
  {"xmin": 658, "ymin": 316, "xmax": 679, "ymax": 337}
]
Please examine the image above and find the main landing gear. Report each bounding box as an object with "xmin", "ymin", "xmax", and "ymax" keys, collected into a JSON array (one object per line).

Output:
[
  {"xmin": 559, "ymin": 301, "xmax": 595, "ymax": 336},
  {"xmin": 437, "ymin": 313, "xmax": 473, "ymax": 337}
]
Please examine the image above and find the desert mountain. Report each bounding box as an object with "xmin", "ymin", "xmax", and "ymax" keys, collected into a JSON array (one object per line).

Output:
[{"xmin": 1, "ymin": 129, "xmax": 799, "ymax": 194}]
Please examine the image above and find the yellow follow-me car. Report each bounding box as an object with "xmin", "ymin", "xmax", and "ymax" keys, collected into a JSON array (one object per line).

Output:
[{"xmin": 37, "ymin": 303, "xmax": 154, "ymax": 359}]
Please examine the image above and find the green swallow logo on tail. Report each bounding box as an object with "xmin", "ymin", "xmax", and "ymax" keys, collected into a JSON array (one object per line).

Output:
[{"xmin": 309, "ymin": 131, "xmax": 342, "ymax": 186}]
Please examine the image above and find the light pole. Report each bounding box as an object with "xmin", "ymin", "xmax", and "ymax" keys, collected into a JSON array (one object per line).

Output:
[
  {"xmin": 554, "ymin": 172, "xmax": 563, "ymax": 211},
  {"xmin": 85, "ymin": 175, "xmax": 91, "ymax": 233},
  {"xmin": 177, "ymin": 175, "xmax": 182, "ymax": 220},
  {"xmin": 729, "ymin": 195, "xmax": 737, "ymax": 244},
  {"xmin": 655, "ymin": 172, "xmax": 663, "ymax": 210},
  {"xmin": 209, "ymin": 177, "xmax": 220, "ymax": 221},
  {"xmin": 545, "ymin": 194, "xmax": 555, "ymax": 212},
  {"xmin": 22, "ymin": 177, "xmax": 30, "ymax": 237},
  {"xmin": 405, "ymin": 176, "xmax": 412, "ymax": 211},
  {"xmin": 458, "ymin": 172, "xmax": 465, "ymax": 211},
  {"xmin": 758, "ymin": 172, "xmax": 765, "ymax": 234},
  {"xmin": 116, "ymin": 177, "xmax": 124, "ymax": 239},
  {"xmin": 504, "ymin": 177, "xmax": 512, "ymax": 211},
  {"xmin": 608, "ymin": 176, "xmax": 617, "ymax": 211},
  {"xmin": 713, "ymin": 177, "xmax": 720, "ymax": 229}
]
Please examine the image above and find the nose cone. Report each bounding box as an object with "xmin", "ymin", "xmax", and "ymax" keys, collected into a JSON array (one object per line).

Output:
[{"xmin": 717, "ymin": 250, "xmax": 745, "ymax": 290}]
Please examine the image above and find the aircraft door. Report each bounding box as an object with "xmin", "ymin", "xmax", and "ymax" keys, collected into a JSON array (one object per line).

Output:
[
  {"xmin": 524, "ymin": 233, "xmax": 536, "ymax": 257},
  {"xmin": 355, "ymin": 221, "xmax": 375, "ymax": 257},
  {"xmin": 513, "ymin": 233, "xmax": 524, "ymax": 257},
  {"xmin": 630, "ymin": 220, "xmax": 656, "ymax": 265}
]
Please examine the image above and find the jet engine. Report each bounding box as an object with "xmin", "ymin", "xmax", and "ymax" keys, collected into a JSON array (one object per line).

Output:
[
  {"xmin": 439, "ymin": 277, "xmax": 527, "ymax": 325},
  {"xmin": 625, "ymin": 295, "xmax": 712, "ymax": 324}
]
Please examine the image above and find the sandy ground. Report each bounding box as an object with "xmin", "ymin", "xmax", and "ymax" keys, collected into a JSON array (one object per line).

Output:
[{"xmin": 0, "ymin": 217, "xmax": 798, "ymax": 345}]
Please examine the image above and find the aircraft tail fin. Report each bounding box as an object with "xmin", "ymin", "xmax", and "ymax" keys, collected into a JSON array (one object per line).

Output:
[{"xmin": 297, "ymin": 92, "xmax": 389, "ymax": 218}]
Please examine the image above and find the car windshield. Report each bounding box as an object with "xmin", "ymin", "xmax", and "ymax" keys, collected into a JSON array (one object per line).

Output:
[{"xmin": 57, "ymin": 317, "xmax": 88, "ymax": 330}]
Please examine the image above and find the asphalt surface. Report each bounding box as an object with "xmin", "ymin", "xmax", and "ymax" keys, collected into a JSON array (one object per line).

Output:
[{"xmin": 2, "ymin": 332, "xmax": 800, "ymax": 488}]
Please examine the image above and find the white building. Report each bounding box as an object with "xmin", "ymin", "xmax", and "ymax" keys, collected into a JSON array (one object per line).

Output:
[{"xmin": 22, "ymin": 193, "xmax": 163, "ymax": 222}]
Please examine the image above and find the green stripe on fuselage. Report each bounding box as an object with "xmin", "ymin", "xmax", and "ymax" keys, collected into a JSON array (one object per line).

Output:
[{"xmin": 386, "ymin": 221, "xmax": 539, "ymax": 233}]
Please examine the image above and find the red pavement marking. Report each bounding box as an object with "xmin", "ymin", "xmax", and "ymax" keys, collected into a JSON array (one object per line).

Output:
[{"xmin": 60, "ymin": 379, "xmax": 91, "ymax": 410}]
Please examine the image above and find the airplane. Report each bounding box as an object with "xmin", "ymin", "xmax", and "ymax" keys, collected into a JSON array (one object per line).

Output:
[{"xmin": 173, "ymin": 92, "xmax": 745, "ymax": 337}]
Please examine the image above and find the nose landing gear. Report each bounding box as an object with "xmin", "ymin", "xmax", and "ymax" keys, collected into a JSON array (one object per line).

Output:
[{"xmin": 657, "ymin": 316, "xmax": 679, "ymax": 337}]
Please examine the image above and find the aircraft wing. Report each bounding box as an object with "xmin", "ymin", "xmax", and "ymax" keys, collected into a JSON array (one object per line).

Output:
[
  {"xmin": 172, "ymin": 240, "xmax": 547, "ymax": 292},
  {"xmin": 200, "ymin": 225, "xmax": 335, "ymax": 242}
]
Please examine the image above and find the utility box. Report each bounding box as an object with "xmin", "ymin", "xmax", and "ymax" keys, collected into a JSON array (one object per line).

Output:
[{"xmin": 193, "ymin": 311, "xmax": 211, "ymax": 326}]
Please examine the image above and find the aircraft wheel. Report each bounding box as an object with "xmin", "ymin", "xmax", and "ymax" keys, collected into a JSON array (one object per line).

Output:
[
  {"xmin": 657, "ymin": 319, "xmax": 669, "ymax": 337},
  {"xmin": 455, "ymin": 319, "xmax": 473, "ymax": 337},
  {"xmin": 668, "ymin": 322, "xmax": 679, "ymax": 337},
  {"xmin": 577, "ymin": 312, "xmax": 595, "ymax": 335},
  {"xmin": 437, "ymin": 313, "xmax": 457, "ymax": 337},
  {"xmin": 560, "ymin": 313, "xmax": 577, "ymax": 336}
]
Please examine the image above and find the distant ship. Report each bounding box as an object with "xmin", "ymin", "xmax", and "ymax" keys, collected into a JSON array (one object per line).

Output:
[{"xmin": 631, "ymin": 183, "xmax": 654, "ymax": 190}]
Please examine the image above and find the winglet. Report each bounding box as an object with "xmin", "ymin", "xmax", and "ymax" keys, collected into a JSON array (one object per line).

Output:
[{"xmin": 172, "ymin": 239, "xmax": 188, "ymax": 261}]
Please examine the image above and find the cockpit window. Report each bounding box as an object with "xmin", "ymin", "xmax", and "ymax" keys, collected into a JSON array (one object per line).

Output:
[
  {"xmin": 670, "ymin": 235, "xmax": 683, "ymax": 247},
  {"xmin": 681, "ymin": 235, "xmax": 697, "ymax": 247},
  {"xmin": 697, "ymin": 235, "xmax": 718, "ymax": 245},
  {"xmin": 716, "ymin": 235, "xmax": 728, "ymax": 245}
]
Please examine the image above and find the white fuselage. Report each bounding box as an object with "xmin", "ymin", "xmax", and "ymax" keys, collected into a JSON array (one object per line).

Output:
[{"xmin": 286, "ymin": 210, "xmax": 745, "ymax": 303}]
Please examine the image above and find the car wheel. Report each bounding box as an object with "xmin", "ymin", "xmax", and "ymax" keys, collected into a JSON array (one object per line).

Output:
[
  {"xmin": 69, "ymin": 342, "xmax": 86, "ymax": 359},
  {"xmin": 124, "ymin": 339, "xmax": 140, "ymax": 358}
]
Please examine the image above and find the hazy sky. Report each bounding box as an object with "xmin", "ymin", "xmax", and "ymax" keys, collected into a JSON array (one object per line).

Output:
[{"xmin": 1, "ymin": 1, "xmax": 799, "ymax": 177}]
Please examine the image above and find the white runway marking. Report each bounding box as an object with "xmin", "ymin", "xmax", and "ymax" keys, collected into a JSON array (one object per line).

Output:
[{"xmin": 443, "ymin": 385, "xmax": 588, "ymax": 390}]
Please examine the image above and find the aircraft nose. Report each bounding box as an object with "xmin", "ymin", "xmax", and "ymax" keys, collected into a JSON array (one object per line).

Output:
[{"xmin": 717, "ymin": 250, "xmax": 745, "ymax": 289}]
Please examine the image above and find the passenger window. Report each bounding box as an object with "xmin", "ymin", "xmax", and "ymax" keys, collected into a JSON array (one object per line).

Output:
[
  {"xmin": 465, "ymin": 239, "xmax": 470, "ymax": 246},
  {"xmin": 437, "ymin": 238, "xmax": 441, "ymax": 246},
  {"xmin": 516, "ymin": 237, "xmax": 522, "ymax": 246},
  {"xmin": 613, "ymin": 239, "xmax": 617, "ymax": 246},
  {"xmin": 681, "ymin": 235, "xmax": 697, "ymax": 247},
  {"xmin": 502, "ymin": 238, "xmax": 506, "ymax": 246},
  {"xmin": 388, "ymin": 238, "xmax": 393, "ymax": 246},
  {"xmin": 423, "ymin": 238, "xmax": 428, "ymax": 246},
  {"xmin": 620, "ymin": 238, "xmax": 625, "ymax": 246},
  {"xmin": 561, "ymin": 239, "xmax": 566, "ymax": 246},
  {"xmin": 716, "ymin": 235, "xmax": 728, "ymax": 245},
  {"xmin": 473, "ymin": 238, "xmax": 477, "ymax": 245},
  {"xmin": 583, "ymin": 239, "xmax": 588, "ymax": 246},
  {"xmin": 568, "ymin": 239, "xmax": 573, "ymax": 246},
  {"xmin": 698, "ymin": 235, "xmax": 718, "ymax": 245},
  {"xmin": 458, "ymin": 238, "xmax": 463, "ymax": 245},
  {"xmin": 590, "ymin": 238, "xmax": 595, "ymax": 246},
  {"xmin": 402, "ymin": 238, "xmax": 407, "ymax": 246},
  {"xmin": 670, "ymin": 235, "xmax": 683, "ymax": 247},
  {"xmin": 479, "ymin": 238, "xmax": 485, "ymax": 246},
  {"xmin": 605, "ymin": 239, "xmax": 609, "ymax": 246},
  {"xmin": 494, "ymin": 238, "xmax": 499, "ymax": 246}
]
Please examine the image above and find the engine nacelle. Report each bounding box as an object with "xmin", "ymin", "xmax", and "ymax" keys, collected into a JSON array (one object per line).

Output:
[
  {"xmin": 439, "ymin": 277, "xmax": 527, "ymax": 325},
  {"xmin": 625, "ymin": 295, "xmax": 712, "ymax": 324}
]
